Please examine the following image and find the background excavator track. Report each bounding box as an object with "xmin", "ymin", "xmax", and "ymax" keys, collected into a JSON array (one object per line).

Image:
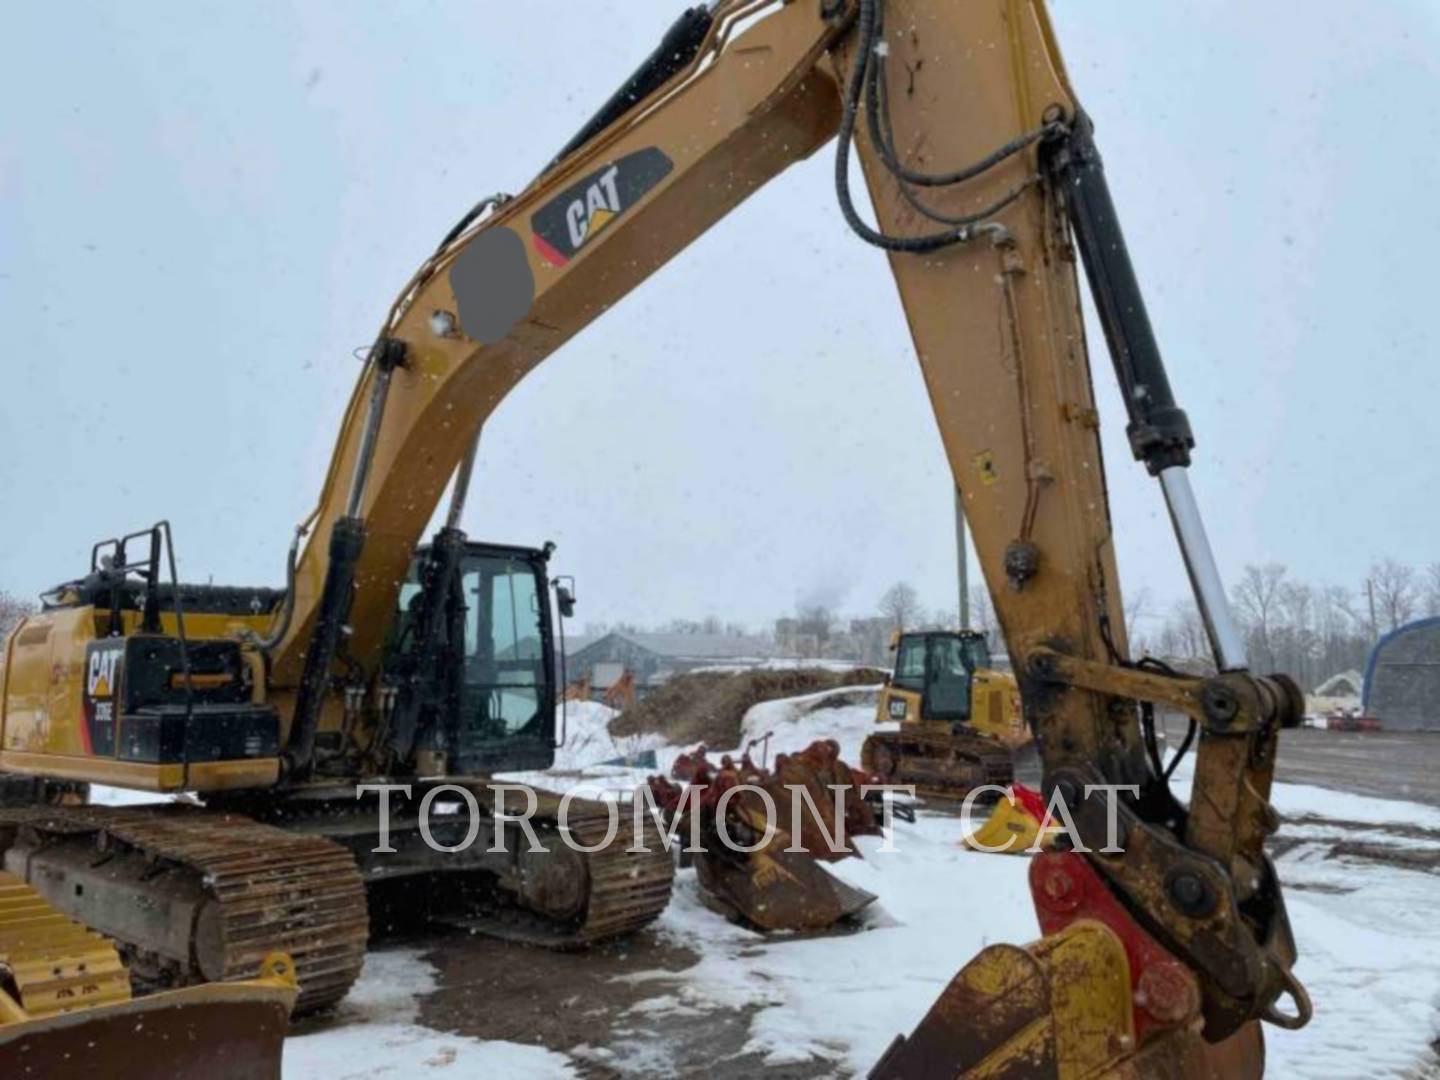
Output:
[
  {"xmin": 0, "ymin": 804, "xmax": 368, "ymax": 1014},
  {"xmin": 861, "ymin": 730, "xmax": 1015, "ymax": 802}
]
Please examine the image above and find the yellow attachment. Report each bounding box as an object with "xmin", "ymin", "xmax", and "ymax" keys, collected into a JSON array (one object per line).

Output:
[
  {"xmin": 256, "ymin": 951, "xmax": 299, "ymax": 991},
  {"xmin": 871, "ymin": 921, "xmax": 1137, "ymax": 1079},
  {"xmin": 0, "ymin": 872, "xmax": 131, "ymax": 1021},
  {"xmin": 0, "ymin": 947, "xmax": 300, "ymax": 1078},
  {"xmin": 962, "ymin": 792, "xmax": 1053, "ymax": 855}
]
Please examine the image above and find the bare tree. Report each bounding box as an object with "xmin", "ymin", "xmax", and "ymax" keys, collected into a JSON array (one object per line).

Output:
[
  {"xmin": 1124, "ymin": 586, "xmax": 1153, "ymax": 644},
  {"xmin": 877, "ymin": 581, "xmax": 922, "ymax": 634},
  {"xmin": 923, "ymin": 607, "xmax": 958, "ymax": 632},
  {"xmin": 1368, "ymin": 558, "xmax": 1417, "ymax": 634},
  {"xmin": 967, "ymin": 585, "xmax": 1001, "ymax": 649},
  {"xmin": 1276, "ymin": 580, "xmax": 1318, "ymax": 687},
  {"xmin": 1424, "ymin": 562, "xmax": 1440, "ymax": 619},
  {"xmin": 1231, "ymin": 563, "xmax": 1287, "ymax": 670},
  {"xmin": 0, "ymin": 590, "xmax": 33, "ymax": 640},
  {"xmin": 1156, "ymin": 600, "xmax": 1209, "ymax": 663}
]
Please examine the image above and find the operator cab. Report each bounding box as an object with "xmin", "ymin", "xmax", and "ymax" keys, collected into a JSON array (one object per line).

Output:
[
  {"xmin": 384, "ymin": 539, "xmax": 562, "ymax": 776},
  {"xmin": 891, "ymin": 631, "xmax": 992, "ymax": 723}
]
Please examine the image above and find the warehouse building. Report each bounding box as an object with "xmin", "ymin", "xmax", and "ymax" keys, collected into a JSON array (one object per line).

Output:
[
  {"xmin": 559, "ymin": 630, "xmax": 775, "ymax": 696},
  {"xmin": 1363, "ymin": 618, "xmax": 1440, "ymax": 731}
]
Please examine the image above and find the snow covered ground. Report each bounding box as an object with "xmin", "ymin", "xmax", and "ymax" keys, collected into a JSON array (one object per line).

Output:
[
  {"xmin": 284, "ymin": 951, "xmax": 577, "ymax": 1079},
  {"xmin": 511, "ymin": 694, "xmax": 1440, "ymax": 1077},
  {"xmin": 1169, "ymin": 758, "xmax": 1440, "ymax": 1078}
]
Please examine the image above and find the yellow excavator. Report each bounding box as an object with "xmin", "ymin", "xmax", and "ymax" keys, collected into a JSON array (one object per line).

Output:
[
  {"xmin": 864, "ymin": 629, "xmax": 1026, "ymax": 798},
  {"xmin": 2, "ymin": 0, "xmax": 1310, "ymax": 1074}
]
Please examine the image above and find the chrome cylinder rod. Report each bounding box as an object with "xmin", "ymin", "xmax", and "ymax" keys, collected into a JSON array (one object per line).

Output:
[
  {"xmin": 445, "ymin": 429, "xmax": 482, "ymax": 531},
  {"xmin": 1159, "ymin": 466, "xmax": 1248, "ymax": 671},
  {"xmin": 345, "ymin": 364, "xmax": 396, "ymax": 519}
]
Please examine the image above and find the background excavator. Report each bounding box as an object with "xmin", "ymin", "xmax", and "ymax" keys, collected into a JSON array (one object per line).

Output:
[
  {"xmin": 0, "ymin": 0, "xmax": 1310, "ymax": 1074},
  {"xmin": 864, "ymin": 628, "xmax": 1026, "ymax": 798}
]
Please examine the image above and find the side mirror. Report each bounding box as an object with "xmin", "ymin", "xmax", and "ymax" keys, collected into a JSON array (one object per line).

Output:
[{"xmin": 552, "ymin": 576, "xmax": 576, "ymax": 619}]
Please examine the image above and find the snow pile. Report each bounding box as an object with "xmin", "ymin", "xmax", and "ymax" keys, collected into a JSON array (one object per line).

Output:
[
  {"xmin": 551, "ymin": 699, "xmax": 667, "ymax": 771},
  {"xmin": 90, "ymin": 785, "xmax": 170, "ymax": 807},
  {"xmin": 284, "ymin": 950, "xmax": 577, "ymax": 1078},
  {"xmin": 738, "ymin": 682, "xmax": 887, "ymax": 764}
]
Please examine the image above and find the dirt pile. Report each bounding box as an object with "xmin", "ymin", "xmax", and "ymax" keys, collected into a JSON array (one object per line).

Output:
[{"xmin": 609, "ymin": 667, "xmax": 887, "ymax": 750}]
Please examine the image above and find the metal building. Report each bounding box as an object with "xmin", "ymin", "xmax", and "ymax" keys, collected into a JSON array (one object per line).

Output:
[{"xmin": 1362, "ymin": 618, "xmax": 1440, "ymax": 731}]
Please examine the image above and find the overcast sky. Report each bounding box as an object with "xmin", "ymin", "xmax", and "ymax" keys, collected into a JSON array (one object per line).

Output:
[{"xmin": 3, "ymin": 2, "xmax": 1438, "ymax": 636}]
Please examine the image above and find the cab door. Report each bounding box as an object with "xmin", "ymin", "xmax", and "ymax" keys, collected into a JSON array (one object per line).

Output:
[
  {"xmin": 879, "ymin": 634, "xmax": 927, "ymax": 725},
  {"xmin": 923, "ymin": 635, "xmax": 973, "ymax": 722}
]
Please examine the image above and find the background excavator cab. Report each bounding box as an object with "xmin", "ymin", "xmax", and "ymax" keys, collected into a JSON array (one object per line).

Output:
[
  {"xmin": 889, "ymin": 631, "xmax": 990, "ymax": 725},
  {"xmin": 880, "ymin": 631, "xmax": 1019, "ymax": 739}
]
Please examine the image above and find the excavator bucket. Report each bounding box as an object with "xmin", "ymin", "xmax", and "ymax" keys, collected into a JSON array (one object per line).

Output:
[
  {"xmin": 653, "ymin": 740, "xmax": 881, "ymax": 931},
  {"xmin": 0, "ymin": 872, "xmax": 298, "ymax": 1079},
  {"xmin": 960, "ymin": 784, "xmax": 1051, "ymax": 855},
  {"xmin": 693, "ymin": 844, "xmax": 878, "ymax": 932}
]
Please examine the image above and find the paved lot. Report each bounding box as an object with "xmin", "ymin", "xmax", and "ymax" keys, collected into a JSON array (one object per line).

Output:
[
  {"xmin": 1271, "ymin": 729, "xmax": 1440, "ymax": 807},
  {"xmin": 1161, "ymin": 722, "xmax": 1440, "ymax": 808}
]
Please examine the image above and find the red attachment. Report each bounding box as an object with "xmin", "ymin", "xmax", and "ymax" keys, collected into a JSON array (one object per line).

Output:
[
  {"xmin": 646, "ymin": 774, "xmax": 684, "ymax": 814},
  {"xmin": 1029, "ymin": 851, "xmax": 1201, "ymax": 1044},
  {"xmin": 1326, "ymin": 713, "xmax": 1382, "ymax": 733},
  {"xmin": 1011, "ymin": 783, "xmax": 1047, "ymax": 821},
  {"xmin": 655, "ymin": 739, "xmax": 880, "ymax": 836},
  {"xmin": 670, "ymin": 744, "xmax": 709, "ymax": 782}
]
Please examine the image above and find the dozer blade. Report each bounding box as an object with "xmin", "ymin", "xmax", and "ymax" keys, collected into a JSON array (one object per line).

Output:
[
  {"xmin": 693, "ymin": 846, "xmax": 877, "ymax": 932},
  {"xmin": 0, "ymin": 956, "xmax": 298, "ymax": 1080},
  {"xmin": 1, "ymin": 867, "xmax": 298, "ymax": 1079},
  {"xmin": 960, "ymin": 784, "xmax": 1051, "ymax": 855}
]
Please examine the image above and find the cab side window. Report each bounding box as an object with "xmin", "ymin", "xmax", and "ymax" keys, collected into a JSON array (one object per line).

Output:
[{"xmin": 894, "ymin": 637, "xmax": 927, "ymax": 692}]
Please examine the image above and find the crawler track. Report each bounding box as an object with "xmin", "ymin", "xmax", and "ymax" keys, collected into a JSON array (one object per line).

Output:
[
  {"xmin": 862, "ymin": 729, "xmax": 1015, "ymax": 801},
  {"xmin": 444, "ymin": 787, "xmax": 675, "ymax": 947},
  {"xmin": 0, "ymin": 804, "xmax": 368, "ymax": 1014},
  {"xmin": 563, "ymin": 795, "xmax": 676, "ymax": 942}
]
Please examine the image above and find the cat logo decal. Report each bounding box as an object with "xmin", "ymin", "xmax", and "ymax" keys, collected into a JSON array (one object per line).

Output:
[{"xmin": 531, "ymin": 148, "xmax": 673, "ymax": 267}]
